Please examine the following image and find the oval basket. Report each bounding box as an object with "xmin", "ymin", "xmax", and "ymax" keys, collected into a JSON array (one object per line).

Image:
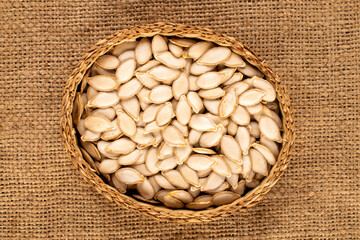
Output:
[{"xmin": 60, "ymin": 22, "xmax": 295, "ymax": 223}]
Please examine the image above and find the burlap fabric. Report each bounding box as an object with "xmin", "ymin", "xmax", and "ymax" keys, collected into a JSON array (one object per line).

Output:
[{"xmin": 1, "ymin": 0, "xmax": 359, "ymax": 239}]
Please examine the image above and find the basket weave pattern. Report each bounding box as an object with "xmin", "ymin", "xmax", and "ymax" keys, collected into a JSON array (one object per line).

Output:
[{"xmin": 60, "ymin": 22, "xmax": 295, "ymax": 222}]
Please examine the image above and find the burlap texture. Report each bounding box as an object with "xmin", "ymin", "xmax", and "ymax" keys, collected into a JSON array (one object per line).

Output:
[{"xmin": 1, "ymin": 0, "xmax": 359, "ymax": 239}]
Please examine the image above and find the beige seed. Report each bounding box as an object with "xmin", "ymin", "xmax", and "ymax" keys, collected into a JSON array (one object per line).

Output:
[
  {"xmin": 188, "ymin": 129, "xmax": 202, "ymax": 146},
  {"xmin": 84, "ymin": 115, "xmax": 114, "ymax": 133},
  {"xmin": 205, "ymin": 181, "xmax": 230, "ymax": 194},
  {"xmin": 204, "ymin": 113, "xmax": 228, "ymax": 127},
  {"xmin": 242, "ymin": 154, "xmax": 252, "ymax": 179},
  {"xmin": 98, "ymin": 159, "xmax": 120, "ymax": 174},
  {"xmin": 152, "ymin": 131, "xmax": 162, "ymax": 147},
  {"xmin": 224, "ymin": 155, "xmax": 243, "ymax": 174},
  {"xmin": 156, "ymin": 102, "xmax": 174, "ymax": 126},
  {"xmin": 192, "ymin": 148, "xmax": 216, "ymax": 154},
  {"xmin": 148, "ymin": 85, "xmax": 173, "ymax": 104},
  {"xmin": 158, "ymin": 142, "xmax": 174, "ymax": 160},
  {"xmin": 115, "ymin": 168, "xmax": 145, "ymax": 185},
  {"xmin": 155, "ymin": 51, "xmax": 187, "ymax": 69},
  {"xmin": 96, "ymin": 55, "xmax": 120, "ymax": 70},
  {"xmin": 221, "ymin": 135, "xmax": 242, "ymax": 163},
  {"xmin": 187, "ymin": 92, "xmax": 203, "ymax": 113},
  {"xmin": 249, "ymin": 149, "xmax": 268, "ymax": 176},
  {"xmin": 137, "ymin": 178, "xmax": 155, "ymax": 200},
  {"xmin": 117, "ymin": 78, "xmax": 143, "ymax": 99},
  {"xmin": 201, "ymin": 172, "xmax": 226, "ymax": 191},
  {"xmin": 147, "ymin": 65, "xmax": 180, "ymax": 82},
  {"xmin": 171, "ymin": 120, "xmax": 189, "ymax": 137},
  {"xmin": 130, "ymin": 127, "xmax": 155, "ymax": 146},
  {"xmin": 186, "ymin": 154, "xmax": 216, "ymax": 171},
  {"xmin": 143, "ymin": 121, "xmax": 165, "ymax": 134},
  {"xmin": 226, "ymin": 82, "xmax": 250, "ymax": 96},
  {"xmin": 252, "ymin": 143, "xmax": 276, "ymax": 165},
  {"xmin": 162, "ymin": 170, "xmax": 190, "ymax": 189},
  {"xmin": 145, "ymin": 147, "xmax": 159, "ymax": 175},
  {"xmin": 186, "ymin": 201, "xmax": 213, "ymax": 210},
  {"xmin": 227, "ymin": 120, "xmax": 238, "ymax": 136},
  {"xmin": 175, "ymin": 95, "xmax": 192, "ymax": 126},
  {"xmin": 231, "ymin": 105, "xmax": 250, "ymax": 125},
  {"xmin": 135, "ymin": 72, "xmax": 160, "ymax": 89},
  {"xmin": 163, "ymin": 195, "xmax": 184, "ymax": 208},
  {"xmin": 246, "ymin": 179, "xmax": 261, "ymax": 188},
  {"xmin": 271, "ymin": 110, "xmax": 283, "ymax": 130},
  {"xmin": 226, "ymin": 174, "xmax": 239, "ymax": 189},
  {"xmin": 118, "ymin": 50, "xmax": 135, "ymax": 62},
  {"xmin": 169, "ymin": 37, "xmax": 196, "ymax": 47},
  {"xmin": 231, "ymin": 180, "xmax": 246, "ymax": 195},
  {"xmin": 172, "ymin": 72, "xmax": 189, "ymax": 100},
  {"xmin": 259, "ymin": 116, "xmax": 282, "ymax": 142},
  {"xmin": 148, "ymin": 175, "xmax": 161, "ymax": 193},
  {"xmin": 249, "ymin": 121, "xmax": 260, "ymax": 138},
  {"xmin": 238, "ymin": 63, "xmax": 264, "ymax": 78},
  {"xmin": 154, "ymin": 174, "xmax": 176, "ymax": 190},
  {"xmin": 112, "ymin": 103, "xmax": 123, "ymax": 111},
  {"xmin": 168, "ymin": 43, "xmax": 183, "ymax": 57},
  {"xmin": 222, "ymin": 72, "xmax": 244, "ymax": 86},
  {"xmin": 235, "ymin": 126, "xmax": 251, "ymax": 155},
  {"xmin": 203, "ymin": 99, "xmax": 220, "ymax": 115},
  {"xmin": 197, "ymin": 47, "xmax": 231, "ymax": 65},
  {"xmin": 136, "ymin": 88, "xmax": 151, "ymax": 104},
  {"xmin": 219, "ymin": 68, "xmax": 237, "ymax": 83},
  {"xmin": 161, "ymin": 125, "xmax": 186, "ymax": 147},
  {"xmin": 111, "ymin": 174, "xmax": 127, "ymax": 193},
  {"xmin": 189, "ymin": 62, "xmax": 215, "ymax": 75},
  {"xmin": 246, "ymin": 103, "xmax": 264, "ymax": 115},
  {"xmin": 189, "ymin": 114, "xmax": 217, "ymax": 132},
  {"xmin": 136, "ymin": 60, "xmax": 161, "ymax": 73},
  {"xmin": 87, "ymin": 75, "xmax": 118, "ymax": 92},
  {"xmin": 224, "ymin": 52, "xmax": 246, "ymax": 67},
  {"xmin": 198, "ymin": 87, "xmax": 225, "ymax": 99},
  {"xmin": 188, "ymin": 75, "xmax": 200, "ymax": 91},
  {"xmin": 188, "ymin": 41, "xmax": 214, "ymax": 60},
  {"xmin": 142, "ymin": 104, "xmax": 162, "ymax": 123},
  {"xmin": 135, "ymin": 38, "xmax": 152, "ymax": 64},
  {"xmin": 115, "ymin": 58, "xmax": 137, "ymax": 84},
  {"xmin": 76, "ymin": 119, "xmax": 86, "ymax": 135},
  {"xmin": 195, "ymin": 195, "xmax": 213, "ymax": 203},
  {"xmin": 155, "ymin": 189, "xmax": 172, "ymax": 201},
  {"xmin": 111, "ymin": 40, "xmax": 137, "ymax": 57},
  {"xmin": 252, "ymin": 77, "xmax": 276, "ymax": 102},
  {"xmin": 105, "ymin": 138, "xmax": 136, "ymax": 154},
  {"xmin": 121, "ymin": 96, "xmax": 140, "ymax": 121},
  {"xmin": 133, "ymin": 148, "xmax": 148, "ymax": 165},
  {"xmin": 174, "ymin": 143, "xmax": 193, "ymax": 164},
  {"xmin": 239, "ymin": 89, "xmax": 266, "ymax": 107},
  {"xmin": 92, "ymin": 108, "xmax": 116, "ymax": 120},
  {"xmin": 151, "ymin": 35, "xmax": 168, "ymax": 55},
  {"xmin": 169, "ymin": 190, "xmax": 193, "ymax": 204},
  {"xmin": 118, "ymin": 149, "xmax": 142, "ymax": 165},
  {"xmin": 211, "ymin": 155, "xmax": 231, "ymax": 177},
  {"xmin": 199, "ymin": 124, "xmax": 224, "ymax": 148},
  {"xmin": 80, "ymin": 141, "xmax": 101, "ymax": 161},
  {"xmin": 188, "ymin": 188, "xmax": 201, "ymax": 198},
  {"xmin": 97, "ymin": 141, "xmax": 119, "ymax": 159},
  {"xmin": 156, "ymin": 156, "xmax": 177, "ymax": 171},
  {"xmin": 178, "ymin": 164, "xmax": 200, "ymax": 187},
  {"xmin": 132, "ymin": 164, "xmax": 154, "ymax": 177},
  {"xmin": 86, "ymin": 86, "xmax": 98, "ymax": 101},
  {"xmin": 197, "ymin": 168, "xmax": 212, "ymax": 178},
  {"xmin": 219, "ymin": 89, "xmax": 238, "ymax": 118},
  {"xmin": 101, "ymin": 118, "xmax": 122, "ymax": 141},
  {"xmin": 212, "ymin": 191, "xmax": 240, "ymax": 206},
  {"xmin": 260, "ymin": 135, "xmax": 279, "ymax": 158},
  {"xmin": 93, "ymin": 65, "xmax": 115, "ymax": 76},
  {"xmin": 87, "ymin": 91, "xmax": 120, "ymax": 108},
  {"xmin": 196, "ymin": 72, "xmax": 226, "ymax": 89}
]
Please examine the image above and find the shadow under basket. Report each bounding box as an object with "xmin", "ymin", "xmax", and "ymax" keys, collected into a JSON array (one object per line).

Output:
[{"xmin": 60, "ymin": 22, "xmax": 295, "ymax": 223}]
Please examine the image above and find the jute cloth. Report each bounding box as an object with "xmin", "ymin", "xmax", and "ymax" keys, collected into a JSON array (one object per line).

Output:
[{"xmin": 1, "ymin": 0, "xmax": 359, "ymax": 239}]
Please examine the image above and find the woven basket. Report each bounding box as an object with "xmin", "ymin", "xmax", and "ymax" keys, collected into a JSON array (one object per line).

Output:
[{"xmin": 60, "ymin": 22, "xmax": 295, "ymax": 223}]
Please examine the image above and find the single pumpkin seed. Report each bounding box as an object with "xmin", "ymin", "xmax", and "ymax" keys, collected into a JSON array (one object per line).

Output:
[
  {"xmin": 238, "ymin": 63, "xmax": 264, "ymax": 78},
  {"xmin": 154, "ymin": 174, "xmax": 176, "ymax": 190},
  {"xmin": 226, "ymin": 82, "xmax": 250, "ymax": 96},
  {"xmin": 162, "ymin": 170, "xmax": 190, "ymax": 189},
  {"xmin": 105, "ymin": 138, "xmax": 136, "ymax": 154},
  {"xmin": 93, "ymin": 65, "xmax": 115, "ymax": 76},
  {"xmin": 205, "ymin": 181, "xmax": 230, "ymax": 194},
  {"xmin": 76, "ymin": 119, "xmax": 86, "ymax": 135},
  {"xmin": 221, "ymin": 135, "xmax": 242, "ymax": 163},
  {"xmin": 142, "ymin": 104, "xmax": 162, "ymax": 123},
  {"xmin": 87, "ymin": 91, "xmax": 120, "ymax": 108},
  {"xmin": 188, "ymin": 75, "xmax": 200, "ymax": 91},
  {"xmin": 137, "ymin": 178, "xmax": 155, "ymax": 200},
  {"xmin": 131, "ymin": 127, "xmax": 155, "ymax": 146},
  {"xmin": 259, "ymin": 116, "xmax": 282, "ymax": 142},
  {"xmin": 196, "ymin": 72, "xmax": 226, "ymax": 89},
  {"xmin": 97, "ymin": 141, "xmax": 119, "ymax": 159},
  {"xmin": 111, "ymin": 40, "xmax": 137, "ymax": 57},
  {"xmin": 186, "ymin": 201, "xmax": 212, "ymax": 210},
  {"xmin": 111, "ymin": 173, "xmax": 127, "ymax": 193},
  {"xmin": 222, "ymin": 72, "xmax": 244, "ymax": 86},
  {"xmin": 211, "ymin": 155, "xmax": 231, "ymax": 177},
  {"xmin": 118, "ymin": 50, "xmax": 135, "ymax": 62},
  {"xmin": 235, "ymin": 126, "xmax": 251, "ymax": 155},
  {"xmin": 189, "ymin": 62, "xmax": 215, "ymax": 75},
  {"xmin": 80, "ymin": 141, "xmax": 101, "ymax": 161},
  {"xmin": 252, "ymin": 143, "xmax": 276, "ymax": 165},
  {"xmin": 219, "ymin": 68, "xmax": 237, "ymax": 83},
  {"xmin": 132, "ymin": 164, "xmax": 153, "ymax": 177},
  {"xmin": 197, "ymin": 47, "xmax": 231, "ymax": 66},
  {"xmin": 227, "ymin": 120, "xmax": 238, "ymax": 136},
  {"xmin": 135, "ymin": 38, "xmax": 152, "ymax": 64},
  {"xmin": 199, "ymin": 124, "xmax": 224, "ymax": 148},
  {"xmin": 161, "ymin": 125, "xmax": 186, "ymax": 147},
  {"xmin": 116, "ymin": 109, "xmax": 137, "ymax": 137},
  {"xmin": 192, "ymin": 148, "xmax": 216, "ymax": 154},
  {"xmin": 175, "ymin": 95, "xmax": 192, "ymax": 126},
  {"xmin": 115, "ymin": 58, "xmax": 137, "ymax": 84},
  {"xmin": 187, "ymin": 91, "xmax": 203, "ymax": 113},
  {"xmin": 117, "ymin": 78, "xmax": 143, "ymax": 99},
  {"xmin": 260, "ymin": 135, "xmax": 279, "ymax": 158},
  {"xmin": 156, "ymin": 102, "xmax": 174, "ymax": 126},
  {"xmin": 84, "ymin": 115, "xmax": 115, "ymax": 133},
  {"xmin": 144, "ymin": 120, "xmax": 165, "ymax": 134},
  {"xmin": 148, "ymin": 85, "xmax": 173, "ymax": 104},
  {"xmin": 226, "ymin": 173, "xmax": 239, "ymax": 189},
  {"xmin": 197, "ymin": 168, "xmax": 212, "ymax": 178},
  {"xmin": 136, "ymin": 60, "xmax": 161, "ymax": 73},
  {"xmin": 231, "ymin": 180, "xmax": 246, "ymax": 195},
  {"xmin": 135, "ymin": 71, "xmax": 160, "ymax": 89},
  {"xmin": 198, "ymin": 87, "xmax": 225, "ymax": 99},
  {"xmin": 145, "ymin": 147, "xmax": 159, "ymax": 174},
  {"xmin": 224, "ymin": 52, "xmax": 246, "ymax": 67},
  {"xmin": 187, "ymin": 41, "xmax": 214, "ymax": 60},
  {"xmin": 186, "ymin": 154, "xmax": 215, "ymax": 171},
  {"xmin": 169, "ymin": 38, "xmax": 196, "ymax": 47},
  {"xmin": 203, "ymin": 99, "xmax": 220, "ymax": 115},
  {"xmin": 156, "ymin": 156, "xmax": 177, "ymax": 171},
  {"xmin": 136, "ymin": 87, "xmax": 151, "ymax": 103},
  {"xmin": 98, "ymin": 159, "xmax": 120, "ymax": 174},
  {"xmin": 178, "ymin": 164, "xmax": 200, "ymax": 187},
  {"xmin": 188, "ymin": 129, "xmax": 202, "ymax": 146},
  {"xmin": 239, "ymin": 89, "xmax": 266, "ymax": 107},
  {"xmin": 174, "ymin": 143, "xmax": 193, "ymax": 164},
  {"xmin": 172, "ymin": 72, "xmax": 189, "ymax": 100},
  {"xmin": 158, "ymin": 142, "xmax": 174, "ymax": 160},
  {"xmin": 249, "ymin": 149, "xmax": 268, "ymax": 176},
  {"xmin": 249, "ymin": 121, "xmax": 260, "ymax": 138},
  {"xmin": 219, "ymin": 89, "xmax": 238, "ymax": 118},
  {"xmin": 201, "ymin": 172, "xmax": 226, "ymax": 191},
  {"xmin": 155, "ymin": 189, "xmax": 172, "ymax": 201},
  {"xmin": 118, "ymin": 149, "xmax": 142, "ymax": 165},
  {"xmin": 224, "ymin": 156, "xmax": 243, "ymax": 174},
  {"xmin": 231, "ymin": 105, "xmax": 250, "ymax": 125},
  {"xmin": 252, "ymin": 77, "xmax": 276, "ymax": 102},
  {"xmin": 115, "ymin": 168, "xmax": 145, "ymax": 184},
  {"xmin": 246, "ymin": 103, "xmax": 264, "ymax": 115},
  {"xmin": 121, "ymin": 96, "xmax": 140, "ymax": 121},
  {"xmin": 155, "ymin": 51, "xmax": 187, "ymax": 69},
  {"xmin": 96, "ymin": 55, "xmax": 120, "ymax": 70},
  {"xmin": 163, "ymin": 195, "xmax": 184, "ymax": 208},
  {"xmin": 241, "ymin": 154, "xmax": 252, "ymax": 179},
  {"xmin": 169, "ymin": 190, "xmax": 194, "ymax": 204},
  {"xmin": 148, "ymin": 175, "xmax": 162, "ymax": 193},
  {"xmin": 168, "ymin": 43, "xmax": 183, "ymax": 57},
  {"xmin": 151, "ymin": 35, "xmax": 168, "ymax": 55},
  {"xmin": 92, "ymin": 108, "xmax": 116, "ymax": 120},
  {"xmin": 212, "ymin": 191, "xmax": 240, "ymax": 206},
  {"xmin": 171, "ymin": 120, "xmax": 189, "ymax": 137},
  {"xmin": 87, "ymin": 75, "xmax": 118, "ymax": 92},
  {"xmin": 147, "ymin": 65, "xmax": 180, "ymax": 82}
]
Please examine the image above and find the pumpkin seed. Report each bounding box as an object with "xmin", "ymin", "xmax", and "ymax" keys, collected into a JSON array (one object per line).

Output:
[
  {"xmin": 115, "ymin": 168, "xmax": 145, "ymax": 185},
  {"xmin": 235, "ymin": 126, "xmax": 251, "ymax": 155},
  {"xmin": 142, "ymin": 104, "xmax": 162, "ymax": 123},
  {"xmin": 187, "ymin": 41, "xmax": 214, "ymax": 60},
  {"xmin": 259, "ymin": 116, "xmax": 282, "ymax": 142},
  {"xmin": 163, "ymin": 195, "xmax": 184, "ymax": 208},
  {"xmin": 197, "ymin": 168, "xmax": 212, "ymax": 178},
  {"xmin": 117, "ymin": 78, "xmax": 142, "ymax": 99},
  {"xmin": 147, "ymin": 65, "xmax": 180, "ymax": 82},
  {"xmin": 87, "ymin": 91, "xmax": 120, "ymax": 108},
  {"xmin": 189, "ymin": 62, "xmax": 215, "ymax": 75},
  {"xmin": 87, "ymin": 75, "xmax": 118, "ymax": 92},
  {"xmin": 112, "ymin": 40, "xmax": 137, "ymax": 57},
  {"xmin": 174, "ymin": 143, "xmax": 192, "ymax": 164},
  {"xmin": 144, "ymin": 147, "xmax": 159, "ymax": 174},
  {"xmin": 175, "ymin": 95, "xmax": 192, "ymax": 125},
  {"xmin": 246, "ymin": 103, "xmax": 263, "ymax": 115},
  {"xmin": 205, "ymin": 181, "xmax": 230, "ymax": 194},
  {"xmin": 144, "ymin": 120, "xmax": 165, "ymax": 134},
  {"xmin": 135, "ymin": 71, "xmax": 160, "ymax": 89},
  {"xmin": 116, "ymin": 109, "xmax": 136, "ymax": 137},
  {"xmin": 203, "ymin": 99, "xmax": 220, "ymax": 115},
  {"xmin": 172, "ymin": 72, "xmax": 189, "ymax": 100},
  {"xmin": 156, "ymin": 156, "xmax": 177, "ymax": 171},
  {"xmin": 192, "ymin": 148, "xmax": 216, "ymax": 154},
  {"xmin": 76, "ymin": 119, "xmax": 86, "ymax": 135},
  {"xmin": 136, "ymin": 60, "xmax": 161, "ymax": 73},
  {"xmin": 105, "ymin": 138, "xmax": 136, "ymax": 154},
  {"xmin": 231, "ymin": 105, "xmax": 250, "ymax": 125},
  {"xmin": 121, "ymin": 96, "xmax": 140, "ymax": 121},
  {"xmin": 80, "ymin": 148, "xmax": 99, "ymax": 173},
  {"xmin": 219, "ymin": 89, "xmax": 237, "ymax": 118},
  {"xmin": 115, "ymin": 58, "xmax": 137, "ymax": 84},
  {"xmin": 198, "ymin": 87, "xmax": 225, "ymax": 99},
  {"xmin": 188, "ymin": 75, "xmax": 200, "ymax": 91},
  {"xmin": 111, "ymin": 173, "xmax": 127, "ymax": 193},
  {"xmin": 133, "ymin": 148, "xmax": 148, "ymax": 165},
  {"xmin": 136, "ymin": 87, "xmax": 151, "ymax": 103},
  {"xmin": 239, "ymin": 89, "xmax": 266, "ymax": 107},
  {"xmin": 161, "ymin": 125, "xmax": 186, "ymax": 147},
  {"xmin": 97, "ymin": 141, "xmax": 119, "ymax": 159},
  {"xmin": 219, "ymin": 68, "xmax": 237, "ymax": 83},
  {"xmin": 231, "ymin": 180, "xmax": 246, "ymax": 195},
  {"xmin": 226, "ymin": 173, "xmax": 239, "ymax": 189},
  {"xmin": 137, "ymin": 178, "xmax": 155, "ymax": 200},
  {"xmin": 252, "ymin": 143, "xmax": 276, "ymax": 165},
  {"xmin": 196, "ymin": 72, "xmax": 226, "ymax": 89},
  {"xmin": 98, "ymin": 159, "xmax": 120, "ymax": 174},
  {"xmin": 93, "ymin": 65, "xmax": 115, "ymax": 76},
  {"xmin": 155, "ymin": 189, "xmax": 172, "ymax": 201},
  {"xmin": 101, "ymin": 118, "xmax": 122, "ymax": 141},
  {"xmin": 212, "ymin": 191, "xmax": 240, "ymax": 206},
  {"xmin": 156, "ymin": 102, "xmax": 174, "ymax": 126},
  {"xmin": 168, "ymin": 190, "xmax": 193, "ymax": 204},
  {"xmin": 260, "ymin": 135, "xmax": 279, "ymax": 158},
  {"xmin": 221, "ymin": 135, "xmax": 242, "ymax": 163},
  {"xmin": 224, "ymin": 156, "xmax": 243, "ymax": 174},
  {"xmin": 227, "ymin": 120, "xmax": 238, "ymax": 136},
  {"xmin": 84, "ymin": 115, "xmax": 115, "ymax": 133},
  {"xmin": 148, "ymin": 175, "xmax": 161, "ymax": 193},
  {"xmin": 168, "ymin": 43, "xmax": 183, "ymax": 57},
  {"xmin": 186, "ymin": 154, "xmax": 216, "ymax": 171},
  {"xmin": 178, "ymin": 164, "xmax": 200, "ymax": 187},
  {"xmin": 169, "ymin": 38, "xmax": 196, "ymax": 47},
  {"xmin": 96, "ymin": 55, "xmax": 120, "ymax": 70},
  {"xmin": 270, "ymin": 110, "xmax": 283, "ymax": 130},
  {"xmin": 201, "ymin": 172, "xmax": 226, "ymax": 191},
  {"xmin": 151, "ymin": 35, "xmax": 168, "ymax": 55},
  {"xmin": 118, "ymin": 50, "xmax": 135, "ymax": 62},
  {"xmin": 188, "ymin": 129, "xmax": 202, "ymax": 146},
  {"xmin": 188, "ymin": 188, "xmax": 201, "ymax": 198},
  {"xmin": 80, "ymin": 141, "xmax": 101, "ymax": 161},
  {"xmin": 238, "ymin": 63, "xmax": 264, "ymax": 78},
  {"xmin": 185, "ymin": 201, "xmax": 213, "ymax": 210},
  {"xmin": 211, "ymin": 155, "xmax": 231, "ymax": 177},
  {"xmin": 226, "ymin": 82, "xmax": 250, "ymax": 97},
  {"xmin": 241, "ymin": 154, "xmax": 252, "ymax": 179},
  {"xmin": 158, "ymin": 142, "xmax": 174, "ymax": 160},
  {"xmin": 135, "ymin": 37, "xmax": 152, "ymax": 64},
  {"xmin": 154, "ymin": 174, "xmax": 176, "ymax": 190},
  {"xmin": 249, "ymin": 121, "xmax": 260, "ymax": 138},
  {"xmin": 222, "ymin": 72, "xmax": 244, "ymax": 86},
  {"xmin": 132, "ymin": 164, "xmax": 154, "ymax": 177},
  {"xmin": 155, "ymin": 51, "xmax": 187, "ymax": 69},
  {"xmin": 162, "ymin": 170, "xmax": 190, "ymax": 189},
  {"xmin": 197, "ymin": 47, "xmax": 231, "ymax": 66},
  {"xmin": 199, "ymin": 124, "xmax": 224, "ymax": 148},
  {"xmin": 148, "ymin": 85, "xmax": 173, "ymax": 104},
  {"xmin": 118, "ymin": 149, "xmax": 142, "ymax": 165},
  {"xmin": 171, "ymin": 120, "xmax": 189, "ymax": 137},
  {"xmin": 249, "ymin": 149, "xmax": 268, "ymax": 176},
  {"xmin": 252, "ymin": 77, "xmax": 276, "ymax": 102},
  {"xmin": 86, "ymin": 86, "xmax": 98, "ymax": 101},
  {"xmin": 187, "ymin": 92, "xmax": 203, "ymax": 113},
  {"xmin": 224, "ymin": 52, "xmax": 246, "ymax": 67},
  {"xmin": 131, "ymin": 127, "xmax": 155, "ymax": 146},
  {"xmin": 246, "ymin": 179, "xmax": 260, "ymax": 188},
  {"xmin": 152, "ymin": 131, "xmax": 162, "ymax": 147},
  {"xmin": 189, "ymin": 114, "xmax": 217, "ymax": 132},
  {"xmin": 92, "ymin": 108, "xmax": 116, "ymax": 120}
]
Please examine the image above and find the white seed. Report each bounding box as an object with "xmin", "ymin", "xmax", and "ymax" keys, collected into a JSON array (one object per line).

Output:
[
  {"xmin": 188, "ymin": 41, "xmax": 214, "ymax": 60},
  {"xmin": 203, "ymin": 99, "xmax": 220, "ymax": 115},
  {"xmin": 201, "ymin": 172, "xmax": 226, "ymax": 191},
  {"xmin": 172, "ymin": 72, "xmax": 189, "ymax": 100},
  {"xmin": 169, "ymin": 38, "xmax": 196, "ymax": 47},
  {"xmin": 270, "ymin": 110, "xmax": 283, "ymax": 130},
  {"xmin": 136, "ymin": 88, "xmax": 151, "ymax": 103},
  {"xmin": 227, "ymin": 120, "xmax": 238, "ymax": 136},
  {"xmin": 204, "ymin": 113, "xmax": 228, "ymax": 127},
  {"xmin": 252, "ymin": 77, "xmax": 276, "ymax": 102},
  {"xmin": 137, "ymin": 178, "xmax": 155, "ymax": 200},
  {"xmin": 198, "ymin": 168, "xmax": 212, "ymax": 178},
  {"xmin": 121, "ymin": 96, "xmax": 140, "ymax": 121},
  {"xmin": 211, "ymin": 155, "xmax": 231, "ymax": 177},
  {"xmin": 186, "ymin": 154, "xmax": 216, "ymax": 171},
  {"xmin": 81, "ymin": 130, "xmax": 101, "ymax": 142},
  {"xmin": 188, "ymin": 129, "xmax": 202, "ymax": 146},
  {"xmin": 186, "ymin": 201, "xmax": 213, "ymax": 210},
  {"xmin": 226, "ymin": 174, "xmax": 239, "ymax": 189},
  {"xmin": 221, "ymin": 135, "xmax": 242, "ymax": 163},
  {"xmin": 145, "ymin": 147, "xmax": 159, "ymax": 174},
  {"xmin": 158, "ymin": 142, "xmax": 174, "ymax": 160},
  {"xmin": 235, "ymin": 126, "xmax": 251, "ymax": 155},
  {"xmin": 101, "ymin": 118, "xmax": 122, "ymax": 141},
  {"xmin": 168, "ymin": 43, "xmax": 183, "ymax": 57},
  {"xmin": 148, "ymin": 85, "xmax": 173, "ymax": 104},
  {"xmin": 96, "ymin": 55, "xmax": 120, "ymax": 70},
  {"xmin": 92, "ymin": 108, "xmax": 116, "ymax": 120},
  {"xmin": 152, "ymin": 131, "xmax": 162, "ymax": 147},
  {"xmin": 76, "ymin": 119, "xmax": 86, "ymax": 135},
  {"xmin": 105, "ymin": 138, "xmax": 136, "ymax": 154},
  {"xmin": 87, "ymin": 75, "xmax": 118, "ymax": 92},
  {"xmin": 187, "ymin": 92, "xmax": 203, "ymax": 113},
  {"xmin": 197, "ymin": 47, "xmax": 231, "ymax": 65},
  {"xmin": 212, "ymin": 191, "xmax": 240, "ymax": 206},
  {"xmin": 171, "ymin": 120, "xmax": 189, "ymax": 137},
  {"xmin": 239, "ymin": 89, "xmax": 266, "ymax": 107},
  {"xmin": 199, "ymin": 124, "xmax": 224, "ymax": 148},
  {"xmin": 115, "ymin": 58, "xmax": 137, "ymax": 84},
  {"xmin": 115, "ymin": 168, "xmax": 145, "ymax": 184},
  {"xmin": 242, "ymin": 154, "xmax": 252, "ymax": 179},
  {"xmin": 132, "ymin": 164, "xmax": 154, "ymax": 177},
  {"xmin": 97, "ymin": 141, "xmax": 119, "ymax": 158},
  {"xmin": 156, "ymin": 156, "xmax": 177, "ymax": 171},
  {"xmin": 112, "ymin": 103, "xmax": 123, "ymax": 111},
  {"xmin": 162, "ymin": 170, "xmax": 190, "ymax": 189},
  {"xmin": 130, "ymin": 127, "xmax": 155, "ymax": 146},
  {"xmin": 219, "ymin": 68, "xmax": 237, "ymax": 83},
  {"xmin": 155, "ymin": 189, "xmax": 172, "ymax": 201},
  {"xmin": 87, "ymin": 91, "xmax": 120, "ymax": 108},
  {"xmin": 133, "ymin": 148, "xmax": 148, "ymax": 165},
  {"xmin": 252, "ymin": 143, "xmax": 276, "ymax": 165},
  {"xmin": 189, "ymin": 62, "xmax": 215, "ymax": 75},
  {"xmin": 84, "ymin": 115, "xmax": 114, "ymax": 133},
  {"xmin": 135, "ymin": 71, "xmax": 160, "ymax": 89},
  {"xmin": 155, "ymin": 51, "xmax": 187, "ymax": 69},
  {"xmin": 98, "ymin": 159, "xmax": 120, "ymax": 174},
  {"xmin": 249, "ymin": 149, "xmax": 268, "ymax": 176},
  {"xmin": 259, "ymin": 116, "xmax": 282, "ymax": 142},
  {"xmin": 151, "ymin": 35, "xmax": 168, "ymax": 55},
  {"xmin": 226, "ymin": 82, "xmax": 250, "ymax": 96},
  {"xmin": 80, "ymin": 141, "xmax": 101, "ymax": 161},
  {"xmin": 219, "ymin": 89, "xmax": 237, "ymax": 118},
  {"xmin": 135, "ymin": 38, "xmax": 152, "ymax": 64},
  {"xmin": 154, "ymin": 174, "xmax": 176, "ymax": 190},
  {"xmin": 161, "ymin": 125, "xmax": 186, "ymax": 147},
  {"xmin": 112, "ymin": 173, "xmax": 127, "ymax": 193},
  {"xmin": 142, "ymin": 104, "xmax": 162, "ymax": 123},
  {"xmin": 175, "ymin": 95, "xmax": 192, "ymax": 125},
  {"xmin": 178, "ymin": 164, "xmax": 200, "ymax": 187},
  {"xmin": 156, "ymin": 102, "xmax": 174, "ymax": 126},
  {"xmin": 189, "ymin": 114, "xmax": 217, "ymax": 132},
  {"xmin": 249, "ymin": 121, "xmax": 260, "ymax": 138},
  {"xmin": 144, "ymin": 120, "xmax": 165, "ymax": 134},
  {"xmin": 112, "ymin": 40, "xmax": 137, "ymax": 57},
  {"xmin": 117, "ymin": 78, "xmax": 143, "ymax": 99},
  {"xmin": 147, "ymin": 65, "xmax": 180, "ymax": 82},
  {"xmin": 192, "ymin": 148, "xmax": 216, "ymax": 154},
  {"xmin": 238, "ymin": 63, "xmax": 264, "ymax": 78},
  {"xmin": 174, "ymin": 143, "xmax": 192, "ymax": 164},
  {"xmin": 148, "ymin": 175, "xmax": 161, "ymax": 193},
  {"xmin": 188, "ymin": 188, "xmax": 201, "ymax": 198},
  {"xmin": 260, "ymin": 135, "xmax": 279, "ymax": 158},
  {"xmin": 231, "ymin": 105, "xmax": 250, "ymax": 125},
  {"xmin": 163, "ymin": 195, "xmax": 184, "ymax": 208},
  {"xmin": 198, "ymin": 87, "xmax": 225, "ymax": 99},
  {"xmin": 118, "ymin": 50, "xmax": 135, "ymax": 62},
  {"xmin": 222, "ymin": 72, "xmax": 244, "ymax": 86},
  {"xmin": 136, "ymin": 60, "xmax": 161, "ymax": 73},
  {"xmin": 246, "ymin": 103, "xmax": 263, "ymax": 115},
  {"xmin": 231, "ymin": 180, "xmax": 246, "ymax": 195},
  {"xmin": 188, "ymin": 75, "xmax": 200, "ymax": 91},
  {"xmin": 224, "ymin": 52, "xmax": 246, "ymax": 67},
  {"xmin": 86, "ymin": 86, "xmax": 98, "ymax": 101},
  {"xmin": 223, "ymin": 156, "xmax": 243, "ymax": 174},
  {"xmin": 196, "ymin": 72, "xmax": 226, "ymax": 89},
  {"xmin": 118, "ymin": 149, "xmax": 142, "ymax": 165},
  {"xmin": 169, "ymin": 190, "xmax": 193, "ymax": 204}
]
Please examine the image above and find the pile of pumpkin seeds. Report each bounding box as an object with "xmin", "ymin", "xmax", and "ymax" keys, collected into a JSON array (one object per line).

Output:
[{"xmin": 73, "ymin": 36, "xmax": 282, "ymax": 209}]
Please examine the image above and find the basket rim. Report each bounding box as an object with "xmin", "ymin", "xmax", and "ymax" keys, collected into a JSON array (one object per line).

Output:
[{"xmin": 60, "ymin": 22, "xmax": 295, "ymax": 223}]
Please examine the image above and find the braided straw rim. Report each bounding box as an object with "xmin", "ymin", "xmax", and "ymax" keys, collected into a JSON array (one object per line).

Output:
[{"xmin": 60, "ymin": 22, "xmax": 295, "ymax": 223}]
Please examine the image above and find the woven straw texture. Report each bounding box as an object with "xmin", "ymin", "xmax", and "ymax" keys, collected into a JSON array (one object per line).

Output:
[{"xmin": 1, "ymin": 0, "xmax": 359, "ymax": 239}]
